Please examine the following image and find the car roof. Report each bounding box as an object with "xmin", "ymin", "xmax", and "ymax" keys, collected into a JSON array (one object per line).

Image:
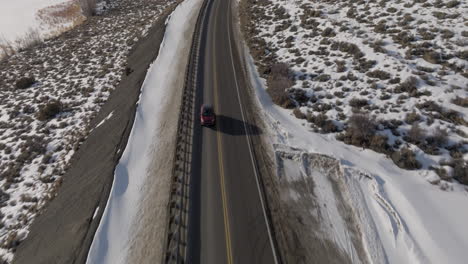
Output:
[{"xmin": 202, "ymin": 104, "xmax": 213, "ymax": 110}]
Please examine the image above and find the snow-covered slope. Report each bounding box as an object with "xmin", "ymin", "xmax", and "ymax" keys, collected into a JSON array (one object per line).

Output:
[{"xmin": 245, "ymin": 47, "xmax": 468, "ymax": 263}]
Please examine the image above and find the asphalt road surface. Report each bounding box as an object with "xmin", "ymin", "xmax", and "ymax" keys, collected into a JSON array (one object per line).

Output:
[{"xmin": 187, "ymin": 0, "xmax": 278, "ymax": 263}]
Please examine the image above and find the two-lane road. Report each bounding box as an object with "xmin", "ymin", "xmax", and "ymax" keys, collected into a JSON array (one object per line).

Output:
[{"xmin": 188, "ymin": 0, "xmax": 278, "ymax": 263}]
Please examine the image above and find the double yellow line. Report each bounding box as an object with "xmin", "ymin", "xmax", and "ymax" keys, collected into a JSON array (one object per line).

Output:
[{"xmin": 211, "ymin": 0, "xmax": 233, "ymax": 262}]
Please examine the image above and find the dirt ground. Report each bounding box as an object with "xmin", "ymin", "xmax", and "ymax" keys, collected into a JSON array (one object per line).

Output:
[{"xmin": 12, "ymin": 5, "xmax": 178, "ymax": 264}]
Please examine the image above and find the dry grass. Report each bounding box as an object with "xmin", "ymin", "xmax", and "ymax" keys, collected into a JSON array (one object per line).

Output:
[
  {"xmin": 37, "ymin": 0, "xmax": 86, "ymax": 38},
  {"xmin": 37, "ymin": 0, "xmax": 84, "ymax": 26},
  {"xmin": 0, "ymin": 38, "xmax": 15, "ymax": 60}
]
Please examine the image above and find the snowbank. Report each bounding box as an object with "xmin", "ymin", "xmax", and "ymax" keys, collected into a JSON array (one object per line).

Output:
[
  {"xmin": 85, "ymin": 0, "xmax": 202, "ymax": 262},
  {"xmin": 244, "ymin": 47, "xmax": 468, "ymax": 264}
]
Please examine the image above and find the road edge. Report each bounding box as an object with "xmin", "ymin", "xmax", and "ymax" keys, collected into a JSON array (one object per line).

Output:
[{"xmin": 227, "ymin": 0, "xmax": 286, "ymax": 263}]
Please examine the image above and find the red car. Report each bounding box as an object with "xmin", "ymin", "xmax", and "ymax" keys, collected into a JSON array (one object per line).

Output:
[{"xmin": 200, "ymin": 104, "xmax": 215, "ymax": 126}]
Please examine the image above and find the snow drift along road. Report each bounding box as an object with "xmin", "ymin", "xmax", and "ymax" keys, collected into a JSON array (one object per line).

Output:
[{"xmin": 85, "ymin": 0, "xmax": 203, "ymax": 262}]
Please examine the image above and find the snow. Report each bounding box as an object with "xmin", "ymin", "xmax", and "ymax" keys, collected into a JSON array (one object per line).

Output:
[
  {"xmin": 244, "ymin": 45, "xmax": 468, "ymax": 264},
  {"xmin": 92, "ymin": 206, "xmax": 99, "ymax": 220},
  {"xmin": 0, "ymin": 0, "xmax": 70, "ymax": 43},
  {"xmin": 85, "ymin": 0, "xmax": 202, "ymax": 262},
  {"xmin": 91, "ymin": 111, "xmax": 114, "ymax": 131}
]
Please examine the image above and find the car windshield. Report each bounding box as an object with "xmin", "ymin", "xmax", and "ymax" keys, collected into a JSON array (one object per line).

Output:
[{"xmin": 202, "ymin": 107, "xmax": 213, "ymax": 116}]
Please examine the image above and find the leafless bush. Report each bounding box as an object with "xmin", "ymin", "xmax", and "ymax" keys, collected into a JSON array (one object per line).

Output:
[
  {"xmin": 423, "ymin": 51, "xmax": 444, "ymax": 64},
  {"xmin": 366, "ymin": 70, "xmax": 391, "ymax": 80},
  {"xmin": 290, "ymin": 88, "xmax": 308, "ymax": 105},
  {"xmin": 394, "ymin": 76, "xmax": 419, "ymax": 96},
  {"xmin": 391, "ymin": 147, "xmax": 422, "ymax": 169},
  {"xmin": 405, "ymin": 111, "xmax": 421, "ymax": 124},
  {"xmin": 15, "ymin": 28, "xmax": 42, "ymax": 51},
  {"xmin": 453, "ymin": 159, "xmax": 468, "ymax": 185},
  {"xmin": 15, "ymin": 76, "xmax": 36, "ymax": 90},
  {"xmin": 337, "ymin": 114, "xmax": 375, "ymax": 145},
  {"xmin": 315, "ymin": 74, "xmax": 330, "ymax": 82},
  {"xmin": 406, "ymin": 123, "xmax": 426, "ymax": 144},
  {"xmin": 427, "ymin": 127, "xmax": 448, "ymax": 146},
  {"xmin": 349, "ymin": 97, "xmax": 368, "ymax": 108},
  {"xmin": 37, "ymin": 100, "xmax": 62, "ymax": 121},
  {"xmin": 0, "ymin": 37, "xmax": 15, "ymax": 59},
  {"xmin": 293, "ymin": 108, "xmax": 306, "ymax": 119},
  {"xmin": 392, "ymin": 31, "xmax": 416, "ymax": 46},
  {"xmin": 321, "ymin": 27, "xmax": 335, "ymax": 37},
  {"xmin": 330, "ymin": 41, "xmax": 364, "ymax": 59},
  {"xmin": 446, "ymin": 0, "xmax": 460, "ymax": 7},
  {"xmin": 267, "ymin": 63, "xmax": 294, "ymax": 108},
  {"xmin": 452, "ymin": 96, "xmax": 468, "ymax": 107},
  {"xmin": 307, "ymin": 113, "xmax": 338, "ymax": 133}
]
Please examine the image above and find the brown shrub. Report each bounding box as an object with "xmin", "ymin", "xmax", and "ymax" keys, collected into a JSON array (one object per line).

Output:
[
  {"xmin": 394, "ymin": 76, "xmax": 419, "ymax": 96},
  {"xmin": 308, "ymin": 113, "xmax": 338, "ymax": 133},
  {"xmin": 335, "ymin": 60, "xmax": 346, "ymax": 72},
  {"xmin": 405, "ymin": 111, "xmax": 421, "ymax": 124},
  {"xmin": 452, "ymin": 96, "xmax": 468, "ymax": 107},
  {"xmin": 406, "ymin": 123, "xmax": 426, "ymax": 144},
  {"xmin": 391, "ymin": 147, "xmax": 422, "ymax": 170},
  {"xmin": 37, "ymin": 100, "xmax": 62, "ymax": 121},
  {"xmin": 446, "ymin": 0, "xmax": 460, "ymax": 8},
  {"xmin": 290, "ymin": 89, "xmax": 308, "ymax": 105},
  {"xmin": 315, "ymin": 74, "xmax": 331, "ymax": 82},
  {"xmin": 337, "ymin": 114, "xmax": 376, "ymax": 147},
  {"xmin": 392, "ymin": 31, "xmax": 416, "ymax": 46},
  {"xmin": 349, "ymin": 97, "xmax": 368, "ymax": 108},
  {"xmin": 15, "ymin": 76, "xmax": 36, "ymax": 89},
  {"xmin": 366, "ymin": 70, "xmax": 391, "ymax": 80},
  {"xmin": 453, "ymin": 159, "xmax": 468, "ymax": 185},
  {"xmin": 423, "ymin": 51, "xmax": 443, "ymax": 64},
  {"xmin": 293, "ymin": 108, "xmax": 306, "ymax": 119},
  {"xmin": 330, "ymin": 41, "xmax": 364, "ymax": 59},
  {"xmin": 369, "ymin": 134, "xmax": 392, "ymax": 154},
  {"xmin": 321, "ymin": 27, "xmax": 336, "ymax": 37}
]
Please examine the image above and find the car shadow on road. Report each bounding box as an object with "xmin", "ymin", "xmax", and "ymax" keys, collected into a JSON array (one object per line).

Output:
[{"xmin": 208, "ymin": 114, "xmax": 261, "ymax": 136}]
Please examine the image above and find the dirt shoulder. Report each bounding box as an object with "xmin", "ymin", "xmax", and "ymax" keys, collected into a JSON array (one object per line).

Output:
[{"xmin": 12, "ymin": 5, "xmax": 178, "ymax": 264}]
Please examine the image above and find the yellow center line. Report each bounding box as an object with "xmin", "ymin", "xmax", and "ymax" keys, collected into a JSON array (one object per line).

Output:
[{"xmin": 211, "ymin": 0, "xmax": 233, "ymax": 263}]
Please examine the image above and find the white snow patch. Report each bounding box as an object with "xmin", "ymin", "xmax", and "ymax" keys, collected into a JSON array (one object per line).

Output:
[
  {"xmin": 92, "ymin": 111, "xmax": 114, "ymax": 131},
  {"xmin": 92, "ymin": 206, "xmax": 99, "ymax": 220}
]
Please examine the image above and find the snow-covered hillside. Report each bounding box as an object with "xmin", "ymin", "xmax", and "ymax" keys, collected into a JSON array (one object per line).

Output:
[
  {"xmin": 245, "ymin": 43, "xmax": 468, "ymax": 264},
  {"xmin": 239, "ymin": 0, "xmax": 468, "ymax": 263},
  {"xmin": 240, "ymin": 0, "xmax": 467, "ymax": 186},
  {"xmin": 0, "ymin": 0, "xmax": 173, "ymax": 262}
]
